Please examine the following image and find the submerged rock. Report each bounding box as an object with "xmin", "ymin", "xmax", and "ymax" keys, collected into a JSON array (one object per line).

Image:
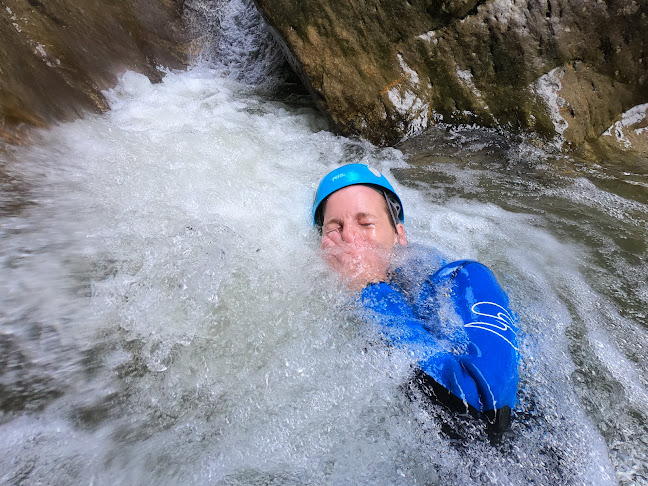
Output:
[
  {"xmin": 0, "ymin": 0, "xmax": 191, "ymax": 144},
  {"xmin": 253, "ymin": 0, "xmax": 648, "ymax": 150}
]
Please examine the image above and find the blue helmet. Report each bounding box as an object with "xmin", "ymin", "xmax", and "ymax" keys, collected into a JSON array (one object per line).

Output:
[{"xmin": 312, "ymin": 163, "xmax": 404, "ymax": 227}]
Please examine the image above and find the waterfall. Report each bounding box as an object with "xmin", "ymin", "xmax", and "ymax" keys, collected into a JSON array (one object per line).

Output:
[{"xmin": 184, "ymin": 0, "xmax": 291, "ymax": 86}]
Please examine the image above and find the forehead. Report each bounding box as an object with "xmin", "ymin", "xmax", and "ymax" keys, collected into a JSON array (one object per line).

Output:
[{"xmin": 323, "ymin": 185, "xmax": 388, "ymax": 218}]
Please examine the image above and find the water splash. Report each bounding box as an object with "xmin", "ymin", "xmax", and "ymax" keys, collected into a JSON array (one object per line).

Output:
[{"xmin": 1, "ymin": 64, "xmax": 635, "ymax": 484}]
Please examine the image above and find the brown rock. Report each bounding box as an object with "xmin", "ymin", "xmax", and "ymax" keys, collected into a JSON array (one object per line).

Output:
[
  {"xmin": 0, "ymin": 0, "xmax": 192, "ymax": 144},
  {"xmin": 254, "ymin": 0, "xmax": 648, "ymax": 149},
  {"xmin": 594, "ymin": 103, "xmax": 648, "ymax": 157}
]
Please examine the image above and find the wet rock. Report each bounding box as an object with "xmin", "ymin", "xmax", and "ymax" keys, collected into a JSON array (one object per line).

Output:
[
  {"xmin": 598, "ymin": 103, "xmax": 648, "ymax": 156},
  {"xmin": 576, "ymin": 102, "xmax": 648, "ymax": 170},
  {"xmin": 0, "ymin": 0, "xmax": 192, "ymax": 144},
  {"xmin": 253, "ymin": 0, "xmax": 648, "ymax": 149},
  {"xmin": 0, "ymin": 325, "xmax": 67, "ymax": 418}
]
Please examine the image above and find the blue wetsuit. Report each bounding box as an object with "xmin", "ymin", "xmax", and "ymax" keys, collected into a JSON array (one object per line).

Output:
[{"xmin": 360, "ymin": 260, "xmax": 519, "ymax": 430}]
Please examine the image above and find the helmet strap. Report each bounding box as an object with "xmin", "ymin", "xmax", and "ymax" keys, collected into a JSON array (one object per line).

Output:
[{"xmin": 382, "ymin": 190, "xmax": 401, "ymax": 230}]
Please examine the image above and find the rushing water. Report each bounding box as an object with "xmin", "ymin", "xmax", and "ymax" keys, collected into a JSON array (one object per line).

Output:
[{"xmin": 1, "ymin": 1, "xmax": 648, "ymax": 485}]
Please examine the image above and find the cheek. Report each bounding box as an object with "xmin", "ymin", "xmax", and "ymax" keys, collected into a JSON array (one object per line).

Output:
[{"xmin": 372, "ymin": 227, "xmax": 397, "ymax": 247}]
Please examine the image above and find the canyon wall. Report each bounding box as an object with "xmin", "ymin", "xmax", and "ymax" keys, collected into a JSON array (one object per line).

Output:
[
  {"xmin": 254, "ymin": 0, "xmax": 648, "ymax": 150},
  {"xmin": 0, "ymin": 0, "xmax": 190, "ymax": 143}
]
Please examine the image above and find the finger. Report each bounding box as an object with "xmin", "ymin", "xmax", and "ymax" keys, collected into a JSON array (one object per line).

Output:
[{"xmin": 327, "ymin": 229, "xmax": 344, "ymax": 245}]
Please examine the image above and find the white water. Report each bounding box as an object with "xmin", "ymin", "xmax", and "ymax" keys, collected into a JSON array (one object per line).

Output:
[
  {"xmin": 0, "ymin": 65, "xmax": 623, "ymax": 486},
  {"xmin": 1, "ymin": 1, "xmax": 647, "ymax": 484}
]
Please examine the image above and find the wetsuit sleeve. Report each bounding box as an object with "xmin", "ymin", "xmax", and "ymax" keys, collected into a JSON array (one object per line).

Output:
[
  {"xmin": 417, "ymin": 261, "xmax": 520, "ymax": 414},
  {"xmin": 360, "ymin": 282, "xmax": 481, "ymax": 407},
  {"xmin": 361, "ymin": 261, "xmax": 520, "ymax": 425},
  {"xmin": 360, "ymin": 282, "xmax": 438, "ymax": 346}
]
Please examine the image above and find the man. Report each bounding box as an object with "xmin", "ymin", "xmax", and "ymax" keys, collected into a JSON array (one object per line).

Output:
[{"xmin": 313, "ymin": 163, "xmax": 519, "ymax": 433}]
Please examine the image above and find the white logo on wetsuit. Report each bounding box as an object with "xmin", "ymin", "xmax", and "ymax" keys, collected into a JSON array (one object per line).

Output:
[{"xmin": 465, "ymin": 301, "xmax": 518, "ymax": 350}]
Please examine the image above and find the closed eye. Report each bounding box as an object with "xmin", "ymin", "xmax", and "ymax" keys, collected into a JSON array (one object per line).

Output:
[
  {"xmin": 358, "ymin": 219, "xmax": 375, "ymax": 227},
  {"xmin": 325, "ymin": 225, "xmax": 342, "ymax": 234}
]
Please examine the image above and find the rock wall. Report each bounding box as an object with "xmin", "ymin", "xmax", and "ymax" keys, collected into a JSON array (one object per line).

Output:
[
  {"xmin": 0, "ymin": 0, "xmax": 190, "ymax": 144},
  {"xmin": 253, "ymin": 0, "xmax": 648, "ymax": 149}
]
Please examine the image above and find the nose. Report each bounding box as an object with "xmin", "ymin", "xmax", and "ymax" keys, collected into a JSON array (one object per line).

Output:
[{"xmin": 340, "ymin": 221, "xmax": 359, "ymax": 243}]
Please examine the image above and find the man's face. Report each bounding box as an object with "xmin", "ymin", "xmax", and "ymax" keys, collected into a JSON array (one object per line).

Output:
[{"xmin": 320, "ymin": 185, "xmax": 407, "ymax": 289}]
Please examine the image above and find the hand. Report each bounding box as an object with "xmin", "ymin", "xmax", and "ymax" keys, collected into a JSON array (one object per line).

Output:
[{"xmin": 321, "ymin": 229, "xmax": 392, "ymax": 290}]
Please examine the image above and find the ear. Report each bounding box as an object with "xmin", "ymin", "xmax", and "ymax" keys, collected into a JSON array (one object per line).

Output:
[{"xmin": 395, "ymin": 223, "xmax": 407, "ymax": 245}]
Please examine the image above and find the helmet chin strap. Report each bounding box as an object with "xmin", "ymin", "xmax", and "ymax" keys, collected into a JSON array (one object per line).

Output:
[{"xmin": 382, "ymin": 190, "xmax": 401, "ymax": 231}]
